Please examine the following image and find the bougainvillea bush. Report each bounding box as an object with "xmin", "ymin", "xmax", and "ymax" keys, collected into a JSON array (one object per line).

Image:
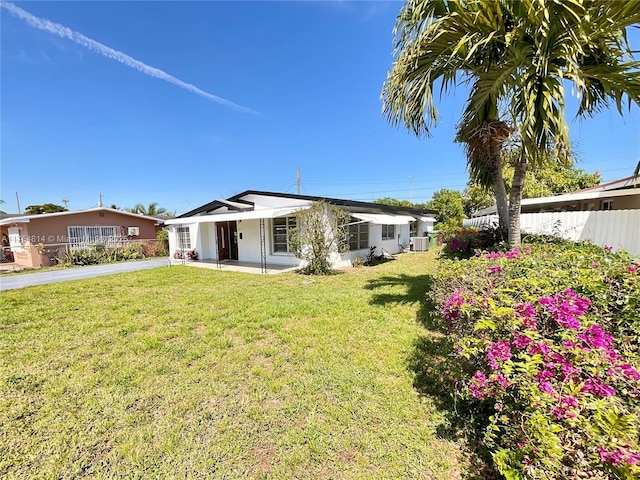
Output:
[
  {"xmin": 443, "ymin": 227, "xmax": 504, "ymax": 259},
  {"xmin": 431, "ymin": 238, "xmax": 640, "ymax": 479}
]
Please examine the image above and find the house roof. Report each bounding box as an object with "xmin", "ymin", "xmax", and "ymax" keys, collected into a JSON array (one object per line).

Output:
[
  {"xmin": 472, "ymin": 187, "xmax": 640, "ymax": 217},
  {"xmin": 575, "ymin": 174, "xmax": 640, "ymax": 193},
  {"xmin": 0, "ymin": 207, "xmax": 166, "ymax": 226},
  {"xmin": 165, "ymin": 206, "xmax": 309, "ymax": 225},
  {"xmin": 178, "ymin": 190, "xmax": 435, "ymax": 219}
]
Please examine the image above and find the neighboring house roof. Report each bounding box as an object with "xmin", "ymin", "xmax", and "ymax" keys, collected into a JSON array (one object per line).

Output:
[
  {"xmin": 0, "ymin": 207, "xmax": 166, "ymax": 226},
  {"xmin": 575, "ymin": 174, "xmax": 639, "ymax": 193},
  {"xmin": 472, "ymin": 186, "xmax": 640, "ymax": 217},
  {"xmin": 177, "ymin": 190, "xmax": 435, "ymax": 219},
  {"xmin": 0, "ymin": 212, "xmax": 22, "ymax": 221}
]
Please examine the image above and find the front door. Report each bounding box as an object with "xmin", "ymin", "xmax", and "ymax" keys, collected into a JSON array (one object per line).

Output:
[
  {"xmin": 217, "ymin": 223, "xmax": 229, "ymax": 260},
  {"xmin": 216, "ymin": 222, "xmax": 238, "ymax": 261}
]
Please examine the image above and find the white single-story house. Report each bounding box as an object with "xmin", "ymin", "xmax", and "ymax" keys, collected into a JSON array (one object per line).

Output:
[{"xmin": 164, "ymin": 191, "xmax": 435, "ymax": 271}]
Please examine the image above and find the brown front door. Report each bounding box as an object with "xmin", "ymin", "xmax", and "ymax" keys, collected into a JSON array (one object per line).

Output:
[
  {"xmin": 217, "ymin": 222, "xmax": 238, "ymax": 261},
  {"xmin": 217, "ymin": 223, "xmax": 230, "ymax": 260}
]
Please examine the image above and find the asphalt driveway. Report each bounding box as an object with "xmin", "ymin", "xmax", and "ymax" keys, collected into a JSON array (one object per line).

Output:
[{"xmin": 0, "ymin": 258, "xmax": 169, "ymax": 291}]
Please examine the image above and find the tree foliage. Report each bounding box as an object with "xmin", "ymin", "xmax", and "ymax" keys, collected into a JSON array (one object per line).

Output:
[
  {"xmin": 126, "ymin": 202, "xmax": 171, "ymax": 217},
  {"xmin": 426, "ymin": 189, "xmax": 465, "ymax": 229},
  {"xmin": 24, "ymin": 203, "xmax": 67, "ymax": 215},
  {"xmin": 288, "ymin": 201, "xmax": 350, "ymax": 275},
  {"xmin": 374, "ymin": 197, "xmax": 416, "ymax": 208},
  {"xmin": 464, "ymin": 156, "xmax": 603, "ymax": 216}
]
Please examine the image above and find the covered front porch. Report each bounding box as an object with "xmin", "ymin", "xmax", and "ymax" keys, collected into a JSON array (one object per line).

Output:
[{"xmin": 170, "ymin": 258, "xmax": 297, "ymax": 275}]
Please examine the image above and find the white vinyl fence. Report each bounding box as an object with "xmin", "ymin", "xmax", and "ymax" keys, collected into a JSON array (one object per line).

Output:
[{"xmin": 464, "ymin": 209, "xmax": 640, "ymax": 256}]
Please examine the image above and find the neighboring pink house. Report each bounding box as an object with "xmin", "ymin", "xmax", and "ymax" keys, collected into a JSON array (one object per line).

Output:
[{"xmin": 0, "ymin": 208, "xmax": 164, "ymax": 268}]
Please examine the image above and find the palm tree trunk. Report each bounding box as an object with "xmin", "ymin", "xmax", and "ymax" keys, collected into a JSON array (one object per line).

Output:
[
  {"xmin": 508, "ymin": 153, "xmax": 528, "ymax": 247},
  {"xmin": 489, "ymin": 149, "xmax": 509, "ymax": 240}
]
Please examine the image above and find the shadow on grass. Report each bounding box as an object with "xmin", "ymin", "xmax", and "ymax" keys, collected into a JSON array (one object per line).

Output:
[
  {"xmin": 364, "ymin": 274, "xmax": 435, "ymax": 305},
  {"xmin": 364, "ymin": 273, "xmax": 498, "ymax": 480}
]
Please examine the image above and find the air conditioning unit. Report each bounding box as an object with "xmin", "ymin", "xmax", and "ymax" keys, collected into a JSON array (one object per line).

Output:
[
  {"xmin": 127, "ymin": 226, "xmax": 140, "ymax": 236},
  {"xmin": 411, "ymin": 236, "xmax": 429, "ymax": 252}
]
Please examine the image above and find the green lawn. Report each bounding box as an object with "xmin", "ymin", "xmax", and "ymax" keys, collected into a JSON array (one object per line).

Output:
[{"xmin": 1, "ymin": 251, "xmax": 471, "ymax": 479}]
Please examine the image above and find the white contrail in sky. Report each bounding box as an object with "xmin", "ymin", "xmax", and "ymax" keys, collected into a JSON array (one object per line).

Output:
[{"xmin": 1, "ymin": 1, "xmax": 257, "ymax": 114}]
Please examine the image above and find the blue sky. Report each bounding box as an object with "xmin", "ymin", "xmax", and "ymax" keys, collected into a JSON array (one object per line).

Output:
[{"xmin": 1, "ymin": 1, "xmax": 639, "ymax": 215}]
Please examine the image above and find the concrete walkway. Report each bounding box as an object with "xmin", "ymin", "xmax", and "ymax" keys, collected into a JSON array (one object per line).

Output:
[{"xmin": 0, "ymin": 258, "xmax": 169, "ymax": 291}]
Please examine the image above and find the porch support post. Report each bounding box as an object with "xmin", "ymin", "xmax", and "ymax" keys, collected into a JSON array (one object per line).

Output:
[{"xmin": 259, "ymin": 218, "xmax": 267, "ymax": 274}]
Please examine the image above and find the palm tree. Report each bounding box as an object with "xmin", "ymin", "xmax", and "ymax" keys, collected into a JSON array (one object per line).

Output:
[
  {"xmin": 382, "ymin": 0, "xmax": 640, "ymax": 246},
  {"xmin": 126, "ymin": 202, "xmax": 169, "ymax": 217}
]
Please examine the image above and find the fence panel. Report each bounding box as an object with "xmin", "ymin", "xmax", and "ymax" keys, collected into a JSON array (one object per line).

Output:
[{"xmin": 464, "ymin": 210, "xmax": 640, "ymax": 255}]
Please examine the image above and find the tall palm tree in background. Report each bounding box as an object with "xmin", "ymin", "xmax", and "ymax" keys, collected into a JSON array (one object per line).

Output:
[
  {"xmin": 382, "ymin": 0, "xmax": 640, "ymax": 246},
  {"xmin": 126, "ymin": 202, "xmax": 169, "ymax": 217}
]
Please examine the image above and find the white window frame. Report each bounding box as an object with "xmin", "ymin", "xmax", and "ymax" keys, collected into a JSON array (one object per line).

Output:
[
  {"xmin": 176, "ymin": 226, "xmax": 191, "ymax": 250},
  {"xmin": 348, "ymin": 220, "xmax": 369, "ymax": 251},
  {"xmin": 601, "ymin": 199, "xmax": 613, "ymax": 211},
  {"xmin": 272, "ymin": 216, "xmax": 296, "ymax": 253},
  {"xmin": 8, "ymin": 227, "xmax": 25, "ymax": 252},
  {"xmin": 68, "ymin": 226, "xmax": 120, "ymax": 250},
  {"xmin": 381, "ymin": 224, "xmax": 395, "ymax": 241}
]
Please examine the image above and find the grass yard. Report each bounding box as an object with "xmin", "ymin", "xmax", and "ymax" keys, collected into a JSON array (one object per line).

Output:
[{"xmin": 1, "ymin": 250, "xmax": 471, "ymax": 479}]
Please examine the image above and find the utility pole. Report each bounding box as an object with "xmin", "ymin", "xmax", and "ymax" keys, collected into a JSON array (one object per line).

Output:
[
  {"xmin": 296, "ymin": 166, "xmax": 301, "ymax": 195},
  {"xmin": 409, "ymin": 176, "xmax": 413, "ymax": 204},
  {"xmin": 15, "ymin": 191, "xmax": 21, "ymax": 214},
  {"xmin": 98, "ymin": 193, "xmax": 103, "ymax": 207},
  {"xmin": 62, "ymin": 197, "xmax": 69, "ymax": 209}
]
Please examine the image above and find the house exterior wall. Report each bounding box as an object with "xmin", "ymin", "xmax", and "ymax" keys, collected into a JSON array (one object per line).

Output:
[
  {"xmin": 22, "ymin": 211, "xmax": 159, "ymax": 243},
  {"xmin": 4, "ymin": 211, "xmax": 160, "ymax": 268}
]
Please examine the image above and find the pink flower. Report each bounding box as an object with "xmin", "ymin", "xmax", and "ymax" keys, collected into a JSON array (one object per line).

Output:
[
  {"xmin": 599, "ymin": 447, "xmax": 640, "ymax": 466},
  {"xmin": 469, "ymin": 371, "xmax": 488, "ymax": 399},
  {"xmin": 493, "ymin": 373, "xmax": 510, "ymax": 389},
  {"xmin": 515, "ymin": 303, "xmax": 537, "ymax": 329},
  {"xmin": 538, "ymin": 289, "xmax": 590, "ymax": 331},
  {"xmin": 487, "ymin": 341, "xmax": 512, "ymax": 370},
  {"xmin": 552, "ymin": 396, "xmax": 579, "ymax": 419},
  {"xmin": 506, "ymin": 248, "xmax": 520, "ymax": 259},
  {"xmin": 442, "ymin": 290, "xmax": 474, "ymax": 323},
  {"xmin": 628, "ymin": 264, "xmax": 638, "ymax": 274},
  {"xmin": 484, "ymin": 251, "xmax": 504, "ymax": 259},
  {"xmin": 528, "ymin": 341, "xmax": 551, "ymax": 357},
  {"xmin": 583, "ymin": 378, "xmax": 616, "ymax": 397},
  {"xmin": 578, "ymin": 324, "xmax": 613, "ymax": 350},
  {"xmin": 539, "ymin": 380, "xmax": 554, "ymax": 395},
  {"xmin": 604, "ymin": 245, "xmax": 613, "ymax": 253},
  {"xmin": 512, "ymin": 332, "xmax": 532, "ymax": 349},
  {"xmin": 550, "ymin": 352, "xmax": 579, "ymax": 379},
  {"xmin": 592, "ymin": 262, "xmax": 599, "ymax": 268},
  {"xmin": 618, "ymin": 364, "xmax": 640, "ymax": 381},
  {"xmin": 487, "ymin": 265, "xmax": 503, "ymax": 274}
]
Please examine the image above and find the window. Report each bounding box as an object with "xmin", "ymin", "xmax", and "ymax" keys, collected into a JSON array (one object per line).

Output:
[
  {"xmin": 8, "ymin": 227, "xmax": 25, "ymax": 252},
  {"xmin": 381, "ymin": 224, "xmax": 395, "ymax": 241},
  {"xmin": 273, "ymin": 216, "xmax": 296, "ymax": 253},
  {"xmin": 410, "ymin": 221, "xmax": 418, "ymax": 237},
  {"xmin": 348, "ymin": 220, "xmax": 369, "ymax": 251},
  {"xmin": 602, "ymin": 200, "xmax": 613, "ymax": 211},
  {"xmin": 68, "ymin": 226, "xmax": 119, "ymax": 249},
  {"xmin": 176, "ymin": 226, "xmax": 191, "ymax": 250}
]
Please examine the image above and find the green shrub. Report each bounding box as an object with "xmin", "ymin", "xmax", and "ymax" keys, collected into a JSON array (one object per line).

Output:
[
  {"xmin": 431, "ymin": 239, "xmax": 640, "ymax": 479},
  {"xmin": 64, "ymin": 243, "xmax": 151, "ymax": 266}
]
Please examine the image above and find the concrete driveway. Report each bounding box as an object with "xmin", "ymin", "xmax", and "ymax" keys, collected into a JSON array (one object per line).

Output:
[{"xmin": 0, "ymin": 258, "xmax": 169, "ymax": 291}]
